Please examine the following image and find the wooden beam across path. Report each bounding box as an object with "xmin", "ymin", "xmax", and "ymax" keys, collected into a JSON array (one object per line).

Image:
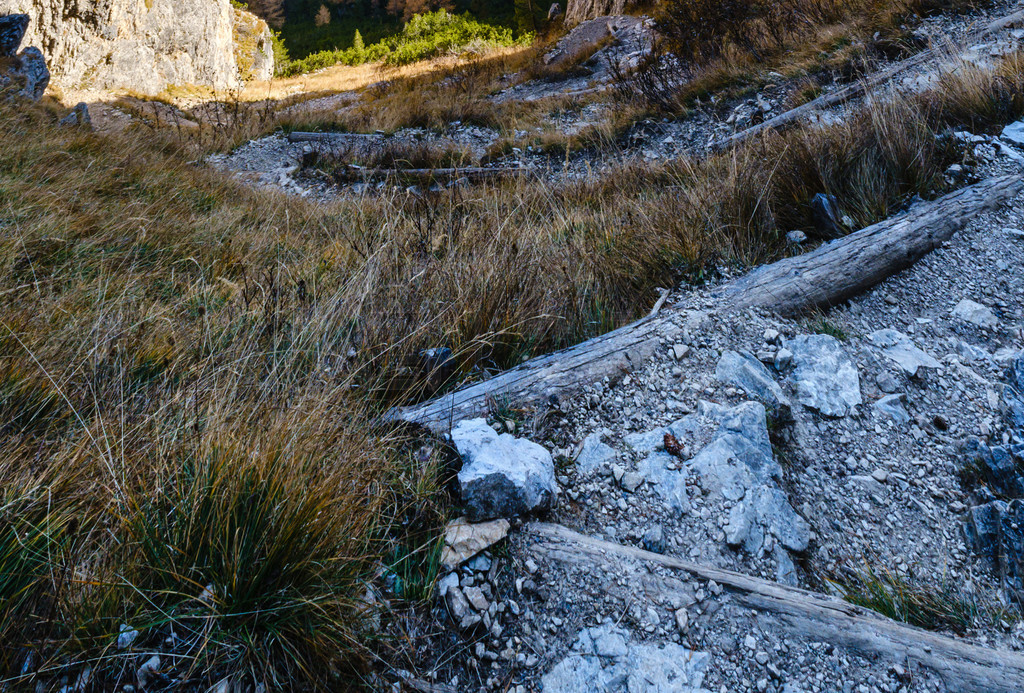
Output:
[
  {"xmin": 527, "ymin": 523, "xmax": 1024, "ymax": 693},
  {"xmin": 287, "ymin": 131, "xmax": 385, "ymax": 143},
  {"xmin": 709, "ymin": 8, "xmax": 1024, "ymax": 151},
  {"xmin": 388, "ymin": 174, "xmax": 1023, "ymax": 432}
]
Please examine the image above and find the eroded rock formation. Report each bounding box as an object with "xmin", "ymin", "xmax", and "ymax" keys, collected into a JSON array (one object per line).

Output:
[
  {"xmin": 0, "ymin": 0, "xmax": 273, "ymax": 94},
  {"xmin": 563, "ymin": 0, "xmax": 638, "ymax": 26}
]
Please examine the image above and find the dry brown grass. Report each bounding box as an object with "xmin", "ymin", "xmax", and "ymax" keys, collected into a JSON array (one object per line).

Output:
[
  {"xmin": 3, "ymin": 47, "xmax": 1024, "ymax": 689},
  {"xmin": 619, "ymin": 0, "xmax": 986, "ymax": 113}
]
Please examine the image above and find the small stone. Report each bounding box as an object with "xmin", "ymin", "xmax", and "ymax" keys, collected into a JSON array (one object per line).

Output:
[
  {"xmin": 620, "ymin": 471, "xmax": 643, "ymax": 493},
  {"xmin": 715, "ymin": 349, "xmax": 792, "ymax": 418},
  {"xmin": 440, "ymin": 517, "xmax": 510, "ymax": 569},
  {"xmin": 810, "ymin": 193, "xmax": 843, "ymax": 238},
  {"xmin": 672, "ymin": 344, "xmax": 690, "ymax": 360},
  {"xmin": 58, "ymin": 102, "xmax": 91, "ymax": 128},
  {"xmin": 871, "ymin": 469, "xmax": 889, "ymax": 483},
  {"xmin": 674, "ymin": 608, "xmax": 689, "ymax": 633},
  {"xmin": 1001, "ymin": 119, "xmax": 1024, "ymax": 146},
  {"xmin": 786, "ymin": 230, "xmax": 807, "ymax": 244},
  {"xmin": 576, "ymin": 432, "xmax": 617, "ymax": 474},
  {"xmin": 452, "ymin": 419, "xmax": 557, "ymax": 520},
  {"xmin": 642, "ymin": 524, "xmax": 666, "ymax": 554},
  {"xmin": 952, "ymin": 299, "xmax": 999, "ymax": 329},
  {"xmin": 755, "ymin": 651, "xmax": 769, "ymax": 665},
  {"xmin": 117, "ymin": 624, "xmax": 139, "ymax": 650},
  {"xmin": 774, "ymin": 348, "xmax": 793, "ymax": 370},
  {"xmin": 445, "ymin": 587, "xmax": 482, "ymax": 630},
  {"xmin": 876, "ymin": 371, "xmax": 900, "ymax": 394},
  {"xmin": 464, "ymin": 585, "xmax": 490, "ymax": 612},
  {"xmin": 136, "ymin": 656, "xmax": 161, "ymax": 688},
  {"xmin": 872, "ymin": 394, "xmax": 909, "ymax": 424}
]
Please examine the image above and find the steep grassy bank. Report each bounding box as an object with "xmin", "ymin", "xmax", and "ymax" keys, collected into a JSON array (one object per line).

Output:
[{"xmin": 2, "ymin": 49, "xmax": 1024, "ymax": 688}]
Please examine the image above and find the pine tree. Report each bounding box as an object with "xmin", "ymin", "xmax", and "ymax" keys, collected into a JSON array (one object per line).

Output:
[
  {"xmin": 315, "ymin": 4, "xmax": 331, "ymax": 26},
  {"xmin": 514, "ymin": 0, "xmax": 536, "ymax": 34},
  {"xmin": 353, "ymin": 29, "xmax": 365, "ymax": 55}
]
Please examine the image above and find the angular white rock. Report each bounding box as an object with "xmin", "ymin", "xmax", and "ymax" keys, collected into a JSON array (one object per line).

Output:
[
  {"xmin": 452, "ymin": 419, "xmax": 556, "ymax": 521},
  {"xmin": 787, "ymin": 334, "xmax": 862, "ymax": 417}
]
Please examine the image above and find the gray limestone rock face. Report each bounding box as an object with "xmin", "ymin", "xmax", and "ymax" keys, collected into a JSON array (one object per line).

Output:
[
  {"xmin": 787, "ymin": 334, "xmax": 862, "ymax": 417},
  {"xmin": 965, "ymin": 437, "xmax": 1024, "ymax": 499},
  {"xmin": 563, "ymin": 0, "xmax": 637, "ymax": 25},
  {"xmin": 715, "ymin": 350, "xmax": 792, "ymax": 418},
  {"xmin": 11, "ymin": 44, "xmax": 46, "ymax": 98},
  {"xmin": 966, "ymin": 499, "xmax": 1024, "ymax": 594},
  {"xmin": 634, "ymin": 399, "xmax": 807, "ymax": 574},
  {"xmin": 1006, "ymin": 351, "xmax": 1024, "ymax": 430},
  {"xmin": 0, "ymin": 12, "xmax": 28, "ymax": 56},
  {"xmin": 725, "ymin": 487, "xmax": 809, "ymax": 554},
  {"xmin": 638, "ymin": 451, "xmax": 692, "ymax": 514},
  {"xmin": 452, "ymin": 418, "xmax": 557, "ymax": 521},
  {"xmin": 0, "ymin": 0, "xmax": 274, "ymax": 94},
  {"xmin": 541, "ymin": 623, "xmax": 710, "ymax": 692}
]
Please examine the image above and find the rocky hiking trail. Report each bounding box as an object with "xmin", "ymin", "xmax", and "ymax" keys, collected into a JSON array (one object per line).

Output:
[
  {"xmin": 209, "ymin": 3, "xmax": 1024, "ymax": 200},
  {"xmin": 197, "ymin": 6, "xmax": 1024, "ymax": 692},
  {"xmin": 404, "ymin": 151, "xmax": 1024, "ymax": 692},
  {"xmin": 375, "ymin": 104, "xmax": 1024, "ymax": 693}
]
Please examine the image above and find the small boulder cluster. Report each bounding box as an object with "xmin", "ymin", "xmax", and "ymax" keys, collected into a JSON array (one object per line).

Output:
[
  {"xmin": 434, "ymin": 418, "xmax": 557, "ymax": 648},
  {"xmin": 0, "ymin": 14, "xmax": 49, "ymax": 100}
]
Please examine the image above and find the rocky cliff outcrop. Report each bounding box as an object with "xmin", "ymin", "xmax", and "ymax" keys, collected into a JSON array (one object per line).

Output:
[
  {"xmin": 0, "ymin": 0, "xmax": 273, "ymax": 94},
  {"xmin": 1, "ymin": 13, "xmax": 49, "ymax": 99},
  {"xmin": 564, "ymin": 0, "xmax": 639, "ymax": 26}
]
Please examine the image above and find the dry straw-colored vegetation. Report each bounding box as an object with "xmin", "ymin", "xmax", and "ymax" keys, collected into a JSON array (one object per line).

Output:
[{"xmin": 2, "ymin": 18, "xmax": 1024, "ymax": 692}]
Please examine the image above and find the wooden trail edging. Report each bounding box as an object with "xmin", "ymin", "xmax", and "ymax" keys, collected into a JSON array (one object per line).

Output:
[
  {"xmin": 389, "ymin": 174, "xmax": 1023, "ymax": 432},
  {"xmin": 528, "ymin": 523, "xmax": 1024, "ymax": 693},
  {"xmin": 709, "ymin": 8, "xmax": 1024, "ymax": 151}
]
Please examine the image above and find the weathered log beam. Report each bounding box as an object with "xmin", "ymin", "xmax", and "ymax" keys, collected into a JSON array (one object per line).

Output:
[
  {"xmin": 717, "ymin": 174, "xmax": 1024, "ymax": 315},
  {"xmin": 388, "ymin": 175, "xmax": 1021, "ymax": 431},
  {"xmin": 345, "ymin": 165, "xmax": 526, "ymax": 181},
  {"xmin": 527, "ymin": 523, "xmax": 1024, "ymax": 693},
  {"xmin": 287, "ymin": 131, "xmax": 384, "ymax": 143},
  {"xmin": 710, "ymin": 8, "xmax": 1024, "ymax": 151}
]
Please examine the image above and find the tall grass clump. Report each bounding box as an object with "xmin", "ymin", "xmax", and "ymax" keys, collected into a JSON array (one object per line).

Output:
[{"xmin": 827, "ymin": 564, "xmax": 982, "ymax": 634}]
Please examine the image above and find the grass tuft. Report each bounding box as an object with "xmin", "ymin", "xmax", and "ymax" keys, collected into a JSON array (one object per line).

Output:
[{"xmin": 828, "ymin": 564, "xmax": 982, "ymax": 634}]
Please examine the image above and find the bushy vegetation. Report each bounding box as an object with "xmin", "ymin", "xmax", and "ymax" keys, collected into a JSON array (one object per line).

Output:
[{"xmin": 279, "ymin": 9, "xmax": 531, "ymax": 75}]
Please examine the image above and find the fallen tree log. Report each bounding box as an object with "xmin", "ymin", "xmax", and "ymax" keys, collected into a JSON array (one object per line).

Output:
[
  {"xmin": 389, "ymin": 174, "xmax": 1021, "ymax": 431},
  {"xmin": 717, "ymin": 174, "xmax": 1024, "ymax": 315},
  {"xmin": 710, "ymin": 8, "xmax": 1024, "ymax": 151},
  {"xmin": 287, "ymin": 131, "xmax": 384, "ymax": 143},
  {"xmin": 345, "ymin": 165, "xmax": 526, "ymax": 182},
  {"xmin": 527, "ymin": 523, "xmax": 1024, "ymax": 693}
]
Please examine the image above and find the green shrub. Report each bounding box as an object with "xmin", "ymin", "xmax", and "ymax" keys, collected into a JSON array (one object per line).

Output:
[{"xmin": 279, "ymin": 9, "xmax": 530, "ymax": 76}]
